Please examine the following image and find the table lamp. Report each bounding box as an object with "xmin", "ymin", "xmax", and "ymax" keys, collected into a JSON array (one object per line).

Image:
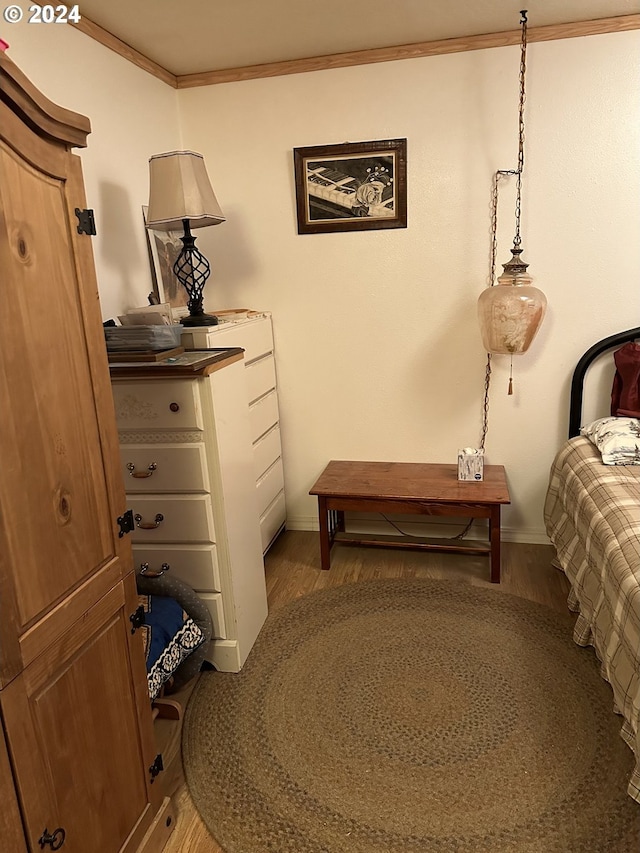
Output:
[{"xmin": 146, "ymin": 150, "xmax": 225, "ymax": 326}]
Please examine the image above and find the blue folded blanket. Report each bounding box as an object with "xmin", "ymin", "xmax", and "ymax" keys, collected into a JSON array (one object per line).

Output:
[{"xmin": 138, "ymin": 594, "xmax": 206, "ymax": 700}]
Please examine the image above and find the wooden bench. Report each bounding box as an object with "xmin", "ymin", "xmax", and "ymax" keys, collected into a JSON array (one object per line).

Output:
[{"xmin": 309, "ymin": 461, "xmax": 511, "ymax": 582}]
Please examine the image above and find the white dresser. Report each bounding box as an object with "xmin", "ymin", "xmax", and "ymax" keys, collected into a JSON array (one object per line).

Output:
[
  {"xmin": 181, "ymin": 313, "xmax": 286, "ymax": 553},
  {"xmin": 110, "ymin": 350, "xmax": 268, "ymax": 673}
]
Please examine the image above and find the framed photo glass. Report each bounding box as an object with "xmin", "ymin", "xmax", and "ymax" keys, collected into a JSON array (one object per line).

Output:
[
  {"xmin": 142, "ymin": 206, "xmax": 189, "ymax": 318},
  {"xmin": 293, "ymin": 138, "xmax": 407, "ymax": 234}
]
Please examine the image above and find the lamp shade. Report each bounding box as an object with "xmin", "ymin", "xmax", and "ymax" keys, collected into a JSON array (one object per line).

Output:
[
  {"xmin": 477, "ymin": 249, "xmax": 547, "ymax": 354},
  {"xmin": 146, "ymin": 150, "xmax": 225, "ymax": 231}
]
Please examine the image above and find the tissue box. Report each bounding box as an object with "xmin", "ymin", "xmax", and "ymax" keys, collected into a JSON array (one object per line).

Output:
[{"xmin": 458, "ymin": 448, "xmax": 484, "ymax": 481}]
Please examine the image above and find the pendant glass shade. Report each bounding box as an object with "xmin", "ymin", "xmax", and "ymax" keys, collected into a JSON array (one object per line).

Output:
[{"xmin": 477, "ymin": 248, "xmax": 547, "ymax": 354}]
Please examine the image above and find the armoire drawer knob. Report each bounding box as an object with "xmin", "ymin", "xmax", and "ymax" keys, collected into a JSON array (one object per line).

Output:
[
  {"xmin": 134, "ymin": 513, "xmax": 164, "ymax": 530},
  {"xmin": 169, "ymin": 402, "xmax": 180, "ymax": 412},
  {"xmin": 127, "ymin": 462, "xmax": 157, "ymax": 478},
  {"xmin": 38, "ymin": 827, "xmax": 66, "ymax": 849}
]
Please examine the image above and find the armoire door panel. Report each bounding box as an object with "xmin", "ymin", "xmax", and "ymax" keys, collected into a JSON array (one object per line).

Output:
[
  {"xmin": 0, "ymin": 53, "xmax": 170, "ymax": 852},
  {"xmin": 0, "ymin": 722, "xmax": 27, "ymax": 853},
  {"xmin": 16, "ymin": 558, "xmax": 122, "ymax": 674},
  {"xmin": 0, "ymin": 136, "xmax": 120, "ymax": 632},
  {"xmin": 1, "ymin": 584, "xmax": 155, "ymax": 853}
]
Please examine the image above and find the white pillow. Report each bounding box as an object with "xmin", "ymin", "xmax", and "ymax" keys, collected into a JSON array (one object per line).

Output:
[{"xmin": 580, "ymin": 416, "xmax": 640, "ymax": 465}]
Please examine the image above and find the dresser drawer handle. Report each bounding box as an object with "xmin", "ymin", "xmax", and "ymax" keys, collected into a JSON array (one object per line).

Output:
[
  {"xmin": 169, "ymin": 402, "xmax": 180, "ymax": 412},
  {"xmin": 134, "ymin": 513, "xmax": 164, "ymax": 530},
  {"xmin": 127, "ymin": 462, "xmax": 157, "ymax": 479},
  {"xmin": 139, "ymin": 562, "xmax": 170, "ymax": 576}
]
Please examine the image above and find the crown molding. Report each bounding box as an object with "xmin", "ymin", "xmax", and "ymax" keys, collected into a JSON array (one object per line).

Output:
[
  {"xmin": 71, "ymin": 17, "xmax": 178, "ymax": 87},
  {"xmin": 71, "ymin": 14, "xmax": 640, "ymax": 90}
]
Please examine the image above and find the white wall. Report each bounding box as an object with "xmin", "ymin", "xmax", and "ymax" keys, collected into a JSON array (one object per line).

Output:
[
  {"xmin": 6, "ymin": 25, "xmax": 638, "ymax": 543},
  {"xmin": 178, "ymin": 31, "xmax": 640, "ymax": 543},
  {"xmin": 4, "ymin": 22, "xmax": 181, "ymax": 320}
]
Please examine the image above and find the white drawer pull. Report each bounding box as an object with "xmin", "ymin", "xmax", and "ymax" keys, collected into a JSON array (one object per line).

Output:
[
  {"xmin": 134, "ymin": 512, "xmax": 164, "ymax": 530},
  {"xmin": 127, "ymin": 462, "xmax": 157, "ymax": 479},
  {"xmin": 139, "ymin": 561, "xmax": 170, "ymax": 576}
]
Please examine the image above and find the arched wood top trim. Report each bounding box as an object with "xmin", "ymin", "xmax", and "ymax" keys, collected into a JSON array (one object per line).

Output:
[{"xmin": 0, "ymin": 53, "xmax": 91, "ymax": 149}]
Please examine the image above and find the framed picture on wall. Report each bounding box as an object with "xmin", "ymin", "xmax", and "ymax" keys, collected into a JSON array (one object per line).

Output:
[
  {"xmin": 293, "ymin": 138, "xmax": 407, "ymax": 235},
  {"xmin": 142, "ymin": 206, "xmax": 189, "ymax": 318}
]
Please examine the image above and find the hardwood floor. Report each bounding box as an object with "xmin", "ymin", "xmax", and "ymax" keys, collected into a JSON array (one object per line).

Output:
[{"xmin": 159, "ymin": 530, "xmax": 571, "ymax": 853}]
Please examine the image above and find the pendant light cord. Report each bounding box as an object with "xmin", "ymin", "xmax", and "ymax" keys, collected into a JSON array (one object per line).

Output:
[
  {"xmin": 480, "ymin": 171, "xmax": 512, "ymax": 449},
  {"xmin": 480, "ymin": 11, "xmax": 528, "ymax": 449}
]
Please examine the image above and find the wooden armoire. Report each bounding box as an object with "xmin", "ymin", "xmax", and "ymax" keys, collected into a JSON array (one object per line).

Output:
[{"xmin": 0, "ymin": 54, "xmax": 174, "ymax": 852}]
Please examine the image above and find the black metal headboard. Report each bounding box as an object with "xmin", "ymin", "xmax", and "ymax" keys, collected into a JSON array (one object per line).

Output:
[{"xmin": 568, "ymin": 327, "xmax": 640, "ymax": 438}]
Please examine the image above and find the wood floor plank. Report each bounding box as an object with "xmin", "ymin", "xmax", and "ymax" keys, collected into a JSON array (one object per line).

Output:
[{"xmin": 160, "ymin": 530, "xmax": 569, "ymax": 852}]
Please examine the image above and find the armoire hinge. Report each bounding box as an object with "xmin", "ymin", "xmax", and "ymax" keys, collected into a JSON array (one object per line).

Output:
[
  {"xmin": 129, "ymin": 605, "xmax": 145, "ymax": 634},
  {"xmin": 75, "ymin": 207, "xmax": 96, "ymax": 235},
  {"xmin": 149, "ymin": 753, "xmax": 164, "ymax": 783},
  {"xmin": 117, "ymin": 509, "xmax": 135, "ymax": 538}
]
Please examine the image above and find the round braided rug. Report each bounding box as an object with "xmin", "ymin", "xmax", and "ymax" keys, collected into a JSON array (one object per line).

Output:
[{"xmin": 182, "ymin": 580, "xmax": 640, "ymax": 852}]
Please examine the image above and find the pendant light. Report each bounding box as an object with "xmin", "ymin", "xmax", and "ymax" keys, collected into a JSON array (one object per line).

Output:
[{"xmin": 477, "ymin": 11, "xmax": 547, "ymax": 362}]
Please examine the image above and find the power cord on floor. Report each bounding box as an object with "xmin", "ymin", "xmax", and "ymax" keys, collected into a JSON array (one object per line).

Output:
[{"xmin": 380, "ymin": 514, "xmax": 474, "ymax": 540}]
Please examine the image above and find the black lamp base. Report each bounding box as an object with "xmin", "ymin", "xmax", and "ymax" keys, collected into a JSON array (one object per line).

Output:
[
  {"xmin": 173, "ymin": 222, "xmax": 219, "ymax": 328},
  {"xmin": 181, "ymin": 313, "xmax": 219, "ymax": 327}
]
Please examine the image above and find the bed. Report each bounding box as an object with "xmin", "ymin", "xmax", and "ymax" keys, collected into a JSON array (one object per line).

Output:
[{"xmin": 544, "ymin": 327, "xmax": 640, "ymax": 803}]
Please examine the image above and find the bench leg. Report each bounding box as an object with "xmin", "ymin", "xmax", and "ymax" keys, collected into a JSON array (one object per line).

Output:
[
  {"xmin": 489, "ymin": 505, "xmax": 501, "ymax": 583},
  {"xmin": 318, "ymin": 496, "xmax": 332, "ymax": 570}
]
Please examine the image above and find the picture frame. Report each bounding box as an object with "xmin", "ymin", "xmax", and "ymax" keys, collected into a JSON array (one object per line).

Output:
[
  {"xmin": 142, "ymin": 206, "xmax": 189, "ymax": 317},
  {"xmin": 293, "ymin": 138, "xmax": 407, "ymax": 235}
]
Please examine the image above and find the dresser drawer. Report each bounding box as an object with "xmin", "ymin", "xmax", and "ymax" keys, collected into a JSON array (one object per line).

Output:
[
  {"xmin": 120, "ymin": 443, "xmax": 209, "ymax": 493},
  {"xmin": 256, "ymin": 457, "xmax": 284, "ymax": 518},
  {"xmin": 182, "ymin": 316, "xmax": 273, "ymax": 364},
  {"xmin": 198, "ymin": 593, "xmax": 226, "ymax": 639},
  {"xmin": 112, "ymin": 380, "xmax": 203, "ymax": 430},
  {"xmin": 245, "ymin": 354, "xmax": 276, "ymax": 406},
  {"xmin": 128, "ymin": 495, "xmax": 215, "ymax": 543},
  {"xmin": 260, "ymin": 490, "xmax": 286, "ymax": 553},
  {"xmin": 249, "ymin": 389, "xmax": 279, "ymax": 443},
  {"xmin": 253, "ymin": 424, "xmax": 281, "ymax": 482},
  {"xmin": 132, "ymin": 544, "xmax": 220, "ymax": 592}
]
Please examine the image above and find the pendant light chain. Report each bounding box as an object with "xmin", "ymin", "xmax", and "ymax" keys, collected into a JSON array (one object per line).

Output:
[
  {"xmin": 514, "ymin": 10, "xmax": 528, "ymax": 248},
  {"xmin": 480, "ymin": 11, "xmax": 528, "ymax": 448}
]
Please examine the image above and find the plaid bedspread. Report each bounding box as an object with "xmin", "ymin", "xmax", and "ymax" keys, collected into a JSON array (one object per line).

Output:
[{"xmin": 544, "ymin": 436, "xmax": 640, "ymax": 802}]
